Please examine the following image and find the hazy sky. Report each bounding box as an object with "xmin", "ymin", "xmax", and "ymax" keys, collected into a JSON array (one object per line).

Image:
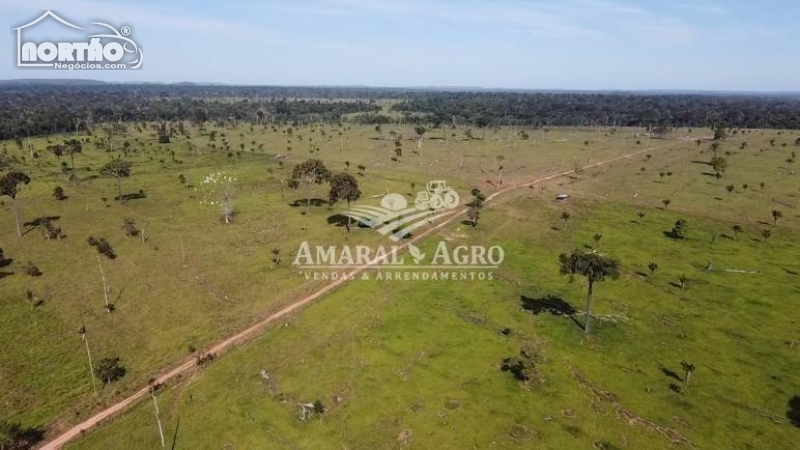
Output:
[{"xmin": 1, "ymin": 0, "xmax": 798, "ymax": 90}]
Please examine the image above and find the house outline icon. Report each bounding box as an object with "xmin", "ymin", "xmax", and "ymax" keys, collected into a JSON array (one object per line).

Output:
[{"xmin": 12, "ymin": 10, "xmax": 85, "ymax": 67}]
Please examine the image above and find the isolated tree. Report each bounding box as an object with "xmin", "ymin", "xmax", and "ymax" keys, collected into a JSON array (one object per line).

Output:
[
  {"xmin": 558, "ymin": 250, "xmax": 620, "ymax": 333},
  {"xmin": 647, "ymin": 261, "xmax": 658, "ymax": 275},
  {"xmin": 94, "ymin": 356, "xmax": 126, "ymax": 385},
  {"xmin": 726, "ymin": 184, "xmax": 735, "ymax": 195},
  {"xmin": 681, "ymin": 361, "xmax": 696, "ymax": 384},
  {"xmin": 328, "ymin": 173, "xmax": 361, "ymax": 210},
  {"xmin": 48, "ymin": 144, "xmax": 64, "ymax": 160},
  {"xmin": 712, "ymin": 156, "xmax": 727, "ymax": 174},
  {"xmin": 560, "ymin": 211, "xmax": 571, "ymax": 229},
  {"xmin": 100, "ymin": 160, "xmax": 132, "ymax": 204},
  {"xmin": 636, "ymin": 211, "xmax": 646, "ymax": 224},
  {"xmin": 772, "ymin": 209, "xmax": 783, "ymax": 225},
  {"xmin": 467, "ymin": 188, "xmax": 486, "ymax": 228},
  {"xmin": 731, "ymin": 224, "xmax": 743, "ymax": 240},
  {"xmin": 52, "ymin": 186, "xmax": 66, "ymax": 201},
  {"xmin": 375, "ymin": 124, "xmax": 382, "ymax": 140},
  {"xmin": 662, "ymin": 199, "xmax": 671, "ymax": 210},
  {"xmin": 414, "ymin": 125, "xmax": 427, "ymax": 154},
  {"xmin": 292, "ymin": 159, "xmax": 331, "ymax": 214},
  {"xmin": 592, "ymin": 233, "xmax": 603, "ymax": 249},
  {"xmin": 0, "ymin": 171, "xmax": 31, "ymax": 237},
  {"xmin": 64, "ymin": 139, "xmax": 82, "ymax": 176},
  {"xmin": 671, "ymin": 219, "xmax": 688, "ymax": 239},
  {"xmin": 713, "ymin": 122, "xmax": 727, "ymax": 141},
  {"xmin": 761, "ymin": 229, "xmax": 772, "ymax": 242},
  {"xmin": 357, "ymin": 164, "xmax": 366, "ymax": 176},
  {"xmin": 678, "ymin": 274, "xmax": 688, "ymax": 290}
]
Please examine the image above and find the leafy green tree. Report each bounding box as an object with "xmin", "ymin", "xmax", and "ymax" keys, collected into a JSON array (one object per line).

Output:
[
  {"xmin": 0, "ymin": 171, "xmax": 31, "ymax": 236},
  {"xmin": 713, "ymin": 122, "xmax": 727, "ymax": 141},
  {"xmin": 671, "ymin": 219, "xmax": 688, "ymax": 239},
  {"xmin": 328, "ymin": 173, "xmax": 361, "ymax": 209},
  {"xmin": 94, "ymin": 356, "xmax": 126, "ymax": 385},
  {"xmin": 467, "ymin": 188, "xmax": 486, "ymax": 228},
  {"xmin": 558, "ymin": 250, "xmax": 620, "ymax": 333},
  {"xmin": 292, "ymin": 159, "xmax": 331, "ymax": 214},
  {"xmin": 100, "ymin": 160, "xmax": 132, "ymax": 204},
  {"xmin": 647, "ymin": 261, "xmax": 658, "ymax": 275}
]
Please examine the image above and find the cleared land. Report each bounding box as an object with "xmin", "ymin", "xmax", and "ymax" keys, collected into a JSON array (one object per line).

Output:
[{"xmin": 1, "ymin": 121, "xmax": 798, "ymax": 448}]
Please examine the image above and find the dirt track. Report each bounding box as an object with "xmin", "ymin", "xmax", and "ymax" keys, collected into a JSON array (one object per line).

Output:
[{"xmin": 39, "ymin": 146, "xmax": 657, "ymax": 449}]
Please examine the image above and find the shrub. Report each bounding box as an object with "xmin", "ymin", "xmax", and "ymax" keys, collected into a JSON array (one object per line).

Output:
[
  {"xmin": 88, "ymin": 236, "xmax": 116, "ymax": 259},
  {"xmin": 23, "ymin": 262, "xmax": 42, "ymax": 277}
]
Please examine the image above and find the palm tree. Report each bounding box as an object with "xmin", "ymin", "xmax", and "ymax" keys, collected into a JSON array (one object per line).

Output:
[
  {"xmin": 662, "ymin": 199, "xmax": 671, "ymax": 210},
  {"xmin": 558, "ymin": 250, "xmax": 621, "ymax": 333},
  {"xmin": 592, "ymin": 233, "xmax": 603, "ymax": 249},
  {"xmin": 772, "ymin": 209, "xmax": 783, "ymax": 225},
  {"xmin": 731, "ymin": 224, "xmax": 743, "ymax": 240}
]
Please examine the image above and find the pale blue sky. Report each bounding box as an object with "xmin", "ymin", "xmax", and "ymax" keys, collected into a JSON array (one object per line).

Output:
[{"xmin": 1, "ymin": 0, "xmax": 798, "ymax": 90}]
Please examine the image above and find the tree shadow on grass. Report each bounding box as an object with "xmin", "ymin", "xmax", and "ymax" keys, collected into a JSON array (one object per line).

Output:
[
  {"xmin": 114, "ymin": 191, "xmax": 147, "ymax": 204},
  {"xmin": 663, "ymin": 231, "xmax": 682, "ymax": 240},
  {"xmin": 0, "ymin": 257, "xmax": 12, "ymax": 268},
  {"xmin": 0, "ymin": 271, "xmax": 14, "ymax": 280},
  {"xmin": 521, "ymin": 295, "xmax": 582, "ymax": 329},
  {"xmin": 661, "ymin": 367, "xmax": 682, "ymax": 382},
  {"xmin": 290, "ymin": 198, "xmax": 329, "ymax": 208},
  {"xmin": 788, "ymin": 396, "xmax": 800, "ymax": 427}
]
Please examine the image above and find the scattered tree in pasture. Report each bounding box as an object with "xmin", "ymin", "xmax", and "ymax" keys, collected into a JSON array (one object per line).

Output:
[
  {"xmin": 99, "ymin": 160, "xmax": 132, "ymax": 204},
  {"xmin": 467, "ymin": 188, "xmax": 486, "ymax": 228},
  {"xmin": 560, "ymin": 211, "xmax": 571, "ymax": 229},
  {"xmin": 648, "ymin": 262, "xmax": 658, "ymax": 275},
  {"xmin": 271, "ymin": 248, "xmax": 281, "ymax": 266},
  {"xmin": 53, "ymin": 186, "xmax": 66, "ymax": 201},
  {"xmin": 23, "ymin": 262, "xmax": 42, "ymax": 277},
  {"xmin": 726, "ymin": 184, "xmax": 735, "ymax": 195},
  {"xmin": 292, "ymin": 159, "xmax": 331, "ymax": 214},
  {"xmin": 662, "ymin": 199, "xmax": 671, "ymax": 210},
  {"xmin": 731, "ymin": 224, "xmax": 743, "ymax": 240},
  {"xmin": 0, "ymin": 171, "xmax": 31, "ymax": 237},
  {"xmin": 558, "ymin": 250, "xmax": 620, "ymax": 333},
  {"xmin": 636, "ymin": 211, "xmax": 646, "ymax": 224},
  {"xmin": 94, "ymin": 356, "xmax": 126, "ymax": 385},
  {"xmin": 678, "ymin": 274, "xmax": 688, "ymax": 290},
  {"xmin": 713, "ymin": 122, "xmax": 727, "ymax": 141},
  {"xmin": 671, "ymin": 219, "xmax": 688, "ymax": 239},
  {"xmin": 772, "ymin": 209, "xmax": 783, "ymax": 225},
  {"xmin": 88, "ymin": 236, "xmax": 116, "ymax": 259},
  {"xmin": 328, "ymin": 173, "xmax": 362, "ymax": 210},
  {"xmin": 592, "ymin": 233, "xmax": 603, "ymax": 249},
  {"xmin": 414, "ymin": 125, "xmax": 427, "ymax": 154},
  {"xmin": 357, "ymin": 165, "xmax": 366, "ymax": 176},
  {"xmin": 122, "ymin": 218, "xmax": 139, "ymax": 237},
  {"xmin": 761, "ymin": 229, "xmax": 772, "ymax": 242},
  {"xmin": 78, "ymin": 325, "xmax": 98, "ymax": 397},
  {"xmin": 681, "ymin": 361, "xmax": 696, "ymax": 384}
]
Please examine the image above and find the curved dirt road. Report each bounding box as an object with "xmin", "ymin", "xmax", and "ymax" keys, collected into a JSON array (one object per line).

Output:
[{"xmin": 40, "ymin": 146, "xmax": 657, "ymax": 449}]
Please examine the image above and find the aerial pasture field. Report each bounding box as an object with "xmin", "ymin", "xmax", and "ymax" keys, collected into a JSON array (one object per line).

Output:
[{"xmin": 2, "ymin": 110, "xmax": 797, "ymax": 448}]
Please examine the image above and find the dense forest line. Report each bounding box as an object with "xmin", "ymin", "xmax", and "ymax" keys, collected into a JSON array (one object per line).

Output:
[
  {"xmin": 2, "ymin": 83, "xmax": 800, "ymax": 140},
  {"xmin": 390, "ymin": 92, "xmax": 800, "ymax": 129}
]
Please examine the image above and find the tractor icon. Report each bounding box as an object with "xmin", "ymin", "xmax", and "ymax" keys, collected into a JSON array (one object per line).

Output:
[{"xmin": 414, "ymin": 180, "xmax": 460, "ymax": 211}]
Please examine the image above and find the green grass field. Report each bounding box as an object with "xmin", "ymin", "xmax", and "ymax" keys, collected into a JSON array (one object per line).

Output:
[{"xmin": 1, "ymin": 121, "xmax": 798, "ymax": 448}]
